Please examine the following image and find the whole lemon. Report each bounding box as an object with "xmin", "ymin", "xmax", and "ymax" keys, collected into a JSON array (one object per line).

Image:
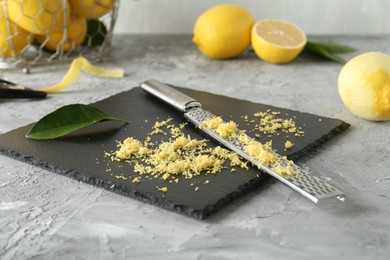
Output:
[
  {"xmin": 69, "ymin": 0, "xmax": 114, "ymax": 19},
  {"xmin": 338, "ymin": 52, "xmax": 390, "ymax": 121},
  {"xmin": 35, "ymin": 15, "xmax": 87, "ymax": 52},
  {"xmin": 0, "ymin": 4, "xmax": 31, "ymax": 57},
  {"xmin": 193, "ymin": 4, "xmax": 254, "ymax": 59},
  {"xmin": 6, "ymin": 0, "xmax": 70, "ymax": 35}
]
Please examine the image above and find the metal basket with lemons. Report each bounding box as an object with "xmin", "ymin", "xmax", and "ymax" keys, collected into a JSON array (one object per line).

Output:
[{"xmin": 0, "ymin": 0, "xmax": 119, "ymax": 72}]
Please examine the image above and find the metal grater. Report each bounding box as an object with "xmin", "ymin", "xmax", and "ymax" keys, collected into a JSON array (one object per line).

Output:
[{"xmin": 141, "ymin": 79, "xmax": 345, "ymax": 204}]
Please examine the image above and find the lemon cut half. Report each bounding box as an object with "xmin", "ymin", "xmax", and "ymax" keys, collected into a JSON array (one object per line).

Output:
[{"xmin": 252, "ymin": 19, "xmax": 307, "ymax": 64}]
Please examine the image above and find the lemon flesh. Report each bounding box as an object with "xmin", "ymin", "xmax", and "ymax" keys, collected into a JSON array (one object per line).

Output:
[
  {"xmin": 0, "ymin": 4, "xmax": 31, "ymax": 57},
  {"xmin": 251, "ymin": 19, "xmax": 307, "ymax": 64},
  {"xmin": 36, "ymin": 15, "xmax": 87, "ymax": 53},
  {"xmin": 193, "ymin": 4, "xmax": 254, "ymax": 59},
  {"xmin": 6, "ymin": 0, "xmax": 69, "ymax": 35},
  {"xmin": 338, "ymin": 52, "xmax": 390, "ymax": 121}
]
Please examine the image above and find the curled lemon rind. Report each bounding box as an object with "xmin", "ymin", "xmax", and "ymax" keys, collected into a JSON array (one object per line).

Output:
[{"xmin": 40, "ymin": 57, "xmax": 124, "ymax": 93}]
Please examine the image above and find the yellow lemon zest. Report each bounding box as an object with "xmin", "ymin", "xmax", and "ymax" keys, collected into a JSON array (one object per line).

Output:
[{"xmin": 40, "ymin": 57, "xmax": 124, "ymax": 93}]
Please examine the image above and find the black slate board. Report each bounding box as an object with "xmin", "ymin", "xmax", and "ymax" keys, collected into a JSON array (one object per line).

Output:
[{"xmin": 0, "ymin": 86, "xmax": 349, "ymax": 219}]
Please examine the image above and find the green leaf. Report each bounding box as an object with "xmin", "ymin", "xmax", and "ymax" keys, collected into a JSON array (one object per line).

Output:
[
  {"xmin": 26, "ymin": 104, "xmax": 127, "ymax": 139},
  {"xmin": 304, "ymin": 41, "xmax": 357, "ymax": 64},
  {"xmin": 306, "ymin": 41, "xmax": 356, "ymax": 54},
  {"xmin": 81, "ymin": 19, "xmax": 107, "ymax": 48}
]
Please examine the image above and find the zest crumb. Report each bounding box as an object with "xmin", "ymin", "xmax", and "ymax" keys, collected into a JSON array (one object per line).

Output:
[
  {"xmin": 284, "ymin": 140, "xmax": 294, "ymax": 150},
  {"xmin": 132, "ymin": 177, "xmax": 141, "ymax": 183},
  {"xmin": 158, "ymin": 187, "xmax": 168, "ymax": 192}
]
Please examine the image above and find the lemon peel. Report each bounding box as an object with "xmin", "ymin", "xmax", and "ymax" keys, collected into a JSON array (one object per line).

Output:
[
  {"xmin": 40, "ymin": 57, "xmax": 124, "ymax": 93},
  {"xmin": 193, "ymin": 4, "xmax": 254, "ymax": 59},
  {"xmin": 338, "ymin": 52, "xmax": 390, "ymax": 121}
]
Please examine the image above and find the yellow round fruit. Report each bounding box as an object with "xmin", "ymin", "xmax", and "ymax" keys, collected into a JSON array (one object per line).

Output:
[
  {"xmin": 0, "ymin": 4, "xmax": 31, "ymax": 57},
  {"xmin": 338, "ymin": 52, "xmax": 390, "ymax": 121},
  {"xmin": 193, "ymin": 4, "xmax": 254, "ymax": 59},
  {"xmin": 6, "ymin": 0, "xmax": 70, "ymax": 35},
  {"xmin": 251, "ymin": 19, "xmax": 307, "ymax": 64},
  {"xmin": 69, "ymin": 0, "xmax": 114, "ymax": 19},
  {"xmin": 36, "ymin": 15, "xmax": 87, "ymax": 52}
]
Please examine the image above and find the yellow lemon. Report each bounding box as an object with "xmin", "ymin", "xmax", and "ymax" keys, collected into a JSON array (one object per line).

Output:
[
  {"xmin": 193, "ymin": 4, "xmax": 254, "ymax": 59},
  {"xmin": 36, "ymin": 15, "xmax": 87, "ymax": 52},
  {"xmin": 69, "ymin": 0, "xmax": 114, "ymax": 19},
  {"xmin": 338, "ymin": 52, "xmax": 390, "ymax": 121},
  {"xmin": 251, "ymin": 19, "xmax": 307, "ymax": 64},
  {"xmin": 0, "ymin": 4, "xmax": 31, "ymax": 57},
  {"xmin": 6, "ymin": 0, "xmax": 69, "ymax": 35}
]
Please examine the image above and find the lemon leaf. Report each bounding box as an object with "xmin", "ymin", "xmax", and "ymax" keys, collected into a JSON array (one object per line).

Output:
[
  {"xmin": 306, "ymin": 41, "xmax": 357, "ymax": 54},
  {"xmin": 26, "ymin": 104, "xmax": 127, "ymax": 139},
  {"xmin": 304, "ymin": 41, "xmax": 357, "ymax": 63}
]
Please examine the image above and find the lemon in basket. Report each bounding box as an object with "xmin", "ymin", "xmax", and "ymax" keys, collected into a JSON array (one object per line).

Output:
[
  {"xmin": 0, "ymin": 4, "xmax": 31, "ymax": 57},
  {"xmin": 338, "ymin": 52, "xmax": 390, "ymax": 121},
  {"xmin": 69, "ymin": 0, "xmax": 114, "ymax": 19},
  {"xmin": 36, "ymin": 15, "xmax": 87, "ymax": 52},
  {"xmin": 193, "ymin": 4, "xmax": 255, "ymax": 59},
  {"xmin": 5, "ymin": 0, "xmax": 70, "ymax": 35},
  {"xmin": 252, "ymin": 19, "xmax": 307, "ymax": 64}
]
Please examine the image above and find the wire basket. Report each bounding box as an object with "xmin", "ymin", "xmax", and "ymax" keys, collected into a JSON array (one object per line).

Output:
[{"xmin": 0, "ymin": 0, "xmax": 119, "ymax": 72}]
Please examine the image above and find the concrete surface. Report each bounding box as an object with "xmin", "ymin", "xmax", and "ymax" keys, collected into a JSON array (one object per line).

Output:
[{"xmin": 0, "ymin": 35, "xmax": 389, "ymax": 259}]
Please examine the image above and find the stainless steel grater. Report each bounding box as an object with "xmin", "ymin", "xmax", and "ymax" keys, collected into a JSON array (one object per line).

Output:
[{"xmin": 140, "ymin": 79, "xmax": 345, "ymax": 204}]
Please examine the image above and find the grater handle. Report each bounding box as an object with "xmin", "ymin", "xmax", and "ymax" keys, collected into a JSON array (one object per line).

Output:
[{"xmin": 140, "ymin": 79, "xmax": 202, "ymax": 112}]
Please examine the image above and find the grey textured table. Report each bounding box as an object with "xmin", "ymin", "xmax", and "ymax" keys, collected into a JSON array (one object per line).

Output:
[{"xmin": 0, "ymin": 35, "xmax": 389, "ymax": 260}]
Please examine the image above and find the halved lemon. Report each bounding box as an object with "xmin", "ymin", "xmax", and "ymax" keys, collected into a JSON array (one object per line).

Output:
[{"xmin": 252, "ymin": 19, "xmax": 307, "ymax": 64}]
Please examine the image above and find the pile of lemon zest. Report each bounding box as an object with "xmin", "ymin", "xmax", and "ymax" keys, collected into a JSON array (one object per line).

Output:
[
  {"xmin": 216, "ymin": 121, "xmax": 237, "ymax": 139},
  {"xmin": 253, "ymin": 109, "xmax": 304, "ymax": 137},
  {"xmin": 40, "ymin": 57, "xmax": 124, "ymax": 93},
  {"xmin": 202, "ymin": 117, "xmax": 222, "ymax": 130},
  {"xmin": 110, "ymin": 118, "xmax": 250, "ymax": 191}
]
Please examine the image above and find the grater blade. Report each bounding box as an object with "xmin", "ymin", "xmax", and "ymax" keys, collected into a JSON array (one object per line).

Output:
[
  {"xmin": 140, "ymin": 79, "xmax": 345, "ymax": 204},
  {"xmin": 185, "ymin": 107, "xmax": 345, "ymax": 204}
]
